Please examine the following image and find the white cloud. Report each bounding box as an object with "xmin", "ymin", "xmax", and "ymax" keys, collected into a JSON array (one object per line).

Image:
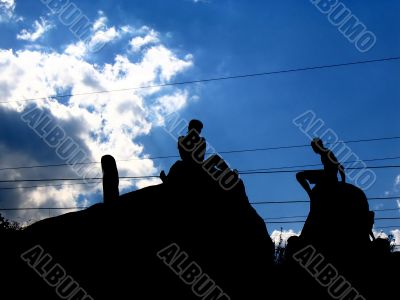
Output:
[
  {"xmin": 65, "ymin": 41, "xmax": 87, "ymax": 58},
  {"xmin": 0, "ymin": 16, "xmax": 194, "ymax": 224},
  {"xmin": 17, "ymin": 17, "xmax": 53, "ymax": 42},
  {"xmin": 129, "ymin": 29, "xmax": 159, "ymax": 52},
  {"xmin": 92, "ymin": 11, "xmax": 107, "ymax": 31},
  {"xmin": 88, "ymin": 26, "xmax": 119, "ymax": 47},
  {"xmin": 373, "ymin": 230, "xmax": 388, "ymax": 240},
  {"xmin": 391, "ymin": 229, "xmax": 400, "ymax": 246},
  {"xmin": 84, "ymin": 11, "xmax": 126, "ymax": 52},
  {"xmin": 0, "ymin": 0, "xmax": 15, "ymax": 22},
  {"xmin": 270, "ymin": 229, "xmax": 300, "ymax": 247},
  {"xmin": 395, "ymin": 175, "xmax": 400, "ymax": 187}
]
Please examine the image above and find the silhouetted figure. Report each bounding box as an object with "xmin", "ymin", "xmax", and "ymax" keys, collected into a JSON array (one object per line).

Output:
[
  {"xmin": 296, "ymin": 138, "xmax": 345, "ymax": 197},
  {"xmin": 160, "ymin": 119, "xmax": 206, "ymax": 183},
  {"xmin": 178, "ymin": 119, "xmax": 206, "ymax": 165},
  {"xmin": 101, "ymin": 155, "xmax": 119, "ymax": 203}
]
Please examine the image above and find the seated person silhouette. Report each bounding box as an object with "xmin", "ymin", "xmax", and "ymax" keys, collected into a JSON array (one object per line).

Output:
[
  {"xmin": 296, "ymin": 138, "xmax": 345, "ymax": 197},
  {"xmin": 178, "ymin": 119, "xmax": 206, "ymax": 164},
  {"xmin": 160, "ymin": 119, "xmax": 206, "ymax": 182}
]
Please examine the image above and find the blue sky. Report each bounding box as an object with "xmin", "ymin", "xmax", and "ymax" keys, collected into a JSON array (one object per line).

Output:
[{"xmin": 0, "ymin": 0, "xmax": 399, "ymax": 243}]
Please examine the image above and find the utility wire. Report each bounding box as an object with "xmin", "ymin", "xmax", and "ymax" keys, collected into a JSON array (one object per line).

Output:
[
  {"xmin": 0, "ymin": 182, "xmax": 102, "ymax": 190},
  {"xmin": 2, "ymin": 150, "xmax": 398, "ymax": 192},
  {"xmin": 0, "ymin": 164, "xmax": 399, "ymax": 184},
  {"xmin": 219, "ymin": 136, "xmax": 400, "ymax": 155},
  {"xmin": 240, "ymin": 155, "xmax": 400, "ymax": 173},
  {"xmin": 1, "ymin": 200, "xmax": 399, "ymax": 212},
  {"xmin": 2, "ymin": 56, "xmax": 400, "ymax": 105},
  {"xmin": 264, "ymin": 208, "xmax": 400, "ymax": 220},
  {"xmin": 265, "ymin": 217, "xmax": 400, "ymax": 224},
  {"xmin": 0, "ymin": 207, "xmax": 88, "ymax": 211},
  {"xmin": 0, "ymin": 175, "xmax": 159, "ymax": 183},
  {"xmin": 239, "ymin": 164, "xmax": 400, "ymax": 175},
  {"xmin": 1, "ymin": 136, "xmax": 399, "ymax": 172},
  {"xmin": 250, "ymin": 196, "xmax": 400, "ymax": 205},
  {"xmin": 0, "ymin": 178, "xmax": 141, "ymax": 190},
  {"xmin": 375, "ymin": 226, "xmax": 400, "ymax": 230}
]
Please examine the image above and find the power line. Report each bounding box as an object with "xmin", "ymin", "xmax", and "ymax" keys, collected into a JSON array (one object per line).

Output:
[
  {"xmin": 2, "ymin": 56, "xmax": 400, "ymax": 105},
  {"xmin": 1, "ymin": 136, "xmax": 399, "ymax": 173},
  {"xmin": 265, "ymin": 217, "xmax": 400, "ymax": 224},
  {"xmin": 0, "ymin": 136, "xmax": 399, "ymax": 173},
  {"xmin": 368, "ymin": 197, "xmax": 400, "ymax": 201},
  {"xmin": 267, "ymin": 220, "xmax": 305, "ymax": 224},
  {"xmin": 0, "ymin": 178, "xmax": 142, "ymax": 190},
  {"xmin": 264, "ymin": 208, "xmax": 400, "ymax": 221},
  {"xmin": 0, "ymin": 156, "xmax": 179, "ymax": 171},
  {"xmin": 370, "ymin": 208, "xmax": 400, "ymax": 212},
  {"xmin": 239, "ymin": 164, "xmax": 400, "ymax": 176},
  {"xmin": 266, "ymin": 215, "xmax": 308, "ymax": 221},
  {"xmin": 250, "ymin": 196, "xmax": 400, "ymax": 205},
  {"xmin": 240, "ymin": 155, "xmax": 400, "ymax": 173},
  {"xmin": 0, "ymin": 163, "xmax": 399, "ymax": 184},
  {"xmin": 375, "ymin": 226, "xmax": 400, "ymax": 230},
  {"xmin": 0, "ymin": 175, "xmax": 159, "ymax": 184},
  {"xmin": 220, "ymin": 136, "xmax": 400, "ymax": 155},
  {"xmin": 0, "ymin": 182, "xmax": 102, "ymax": 190},
  {"xmin": 252, "ymin": 200, "xmax": 309, "ymax": 205},
  {"xmin": 1, "ymin": 199, "xmax": 398, "ymax": 212},
  {"xmin": 0, "ymin": 207, "xmax": 88, "ymax": 211}
]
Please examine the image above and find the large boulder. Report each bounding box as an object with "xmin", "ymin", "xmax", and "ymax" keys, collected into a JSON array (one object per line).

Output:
[
  {"xmin": 301, "ymin": 182, "xmax": 372, "ymax": 251},
  {"xmin": 1, "ymin": 161, "xmax": 275, "ymax": 299}
]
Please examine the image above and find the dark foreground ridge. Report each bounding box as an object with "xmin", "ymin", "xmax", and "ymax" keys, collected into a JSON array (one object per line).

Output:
[
  {"xmin": 0, "ymin": 160, "xmax": 275, "ymax": 299},
  {"xmin": 1, "ymin": 160, "xmax": 399, "ymax": 299}
]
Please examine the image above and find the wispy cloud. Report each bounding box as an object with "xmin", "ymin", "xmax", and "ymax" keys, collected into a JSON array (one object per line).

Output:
[
  {"xmin": 17, "ymin": 17, "xmax": 53, "ymax": 42},
  {"xmin": 0, "ymin": 0, "xmax": 17, "ymax": 22},
  {"xmin": 129, "ymin": 28, "xmax": 159, "ymax": 52},
  {"xmin": 87, "ymin": 11, "xmax": 121, "ymax": 48}
]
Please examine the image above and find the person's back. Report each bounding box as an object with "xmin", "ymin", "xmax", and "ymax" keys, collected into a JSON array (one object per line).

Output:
[
  {"xmin": 313, "ymin": 138, "xmax": 345, "ymax": 183},
  {"xmin": 178, "ymin": 119, "xmax": 206, "ymax": 164},
  {"xmin": 160, "ymin": 119, "xmax": 206, "ymax": 183},
  {"xmin": 320, "ymin": 149, "xmax": 341, "ymax": 180},
  {"xmin": 296, "ymin": 138, "xmax": 345, "ymax": 197}
]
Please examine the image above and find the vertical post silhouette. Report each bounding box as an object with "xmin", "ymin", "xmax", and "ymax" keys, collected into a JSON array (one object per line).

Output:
[{"xmin": 101, "ymin": 155, "xmax": 119, "ymax": 204}]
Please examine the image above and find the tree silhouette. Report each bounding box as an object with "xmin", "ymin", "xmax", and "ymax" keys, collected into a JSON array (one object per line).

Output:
[{"xmin": 0, "ymin": 213, "xmax": 21, "ymax": 233}]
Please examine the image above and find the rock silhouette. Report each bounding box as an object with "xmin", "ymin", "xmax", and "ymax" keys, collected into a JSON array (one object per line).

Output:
[
  {"xmin": 283, "ymin": 180, "xmax": 398, "ymax": 300},
  {"xmin": 0, "ymin": 159, "xmax": 275, "ymax": 299},
  {"xmin": 1, "ymin": 141, "xmax": 399, "ymax": 299},
  {"xmin": 301, "ymin": 181, "xmax": 373, "ymax": 251}
]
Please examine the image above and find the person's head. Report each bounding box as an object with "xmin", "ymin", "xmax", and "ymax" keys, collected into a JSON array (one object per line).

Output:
[
  {"xmin": 311, "ymin": 138, "xmax": 325, "ymax": 154},
  {"xmin": 188, "ymin": 119, "xmax": 203, "ymax": 134}
]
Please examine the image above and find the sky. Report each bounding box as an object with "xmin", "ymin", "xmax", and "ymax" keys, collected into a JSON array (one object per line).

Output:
[{"xmin": 0, "ymin": 0, "xmax": 399, "ymax": 246}]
